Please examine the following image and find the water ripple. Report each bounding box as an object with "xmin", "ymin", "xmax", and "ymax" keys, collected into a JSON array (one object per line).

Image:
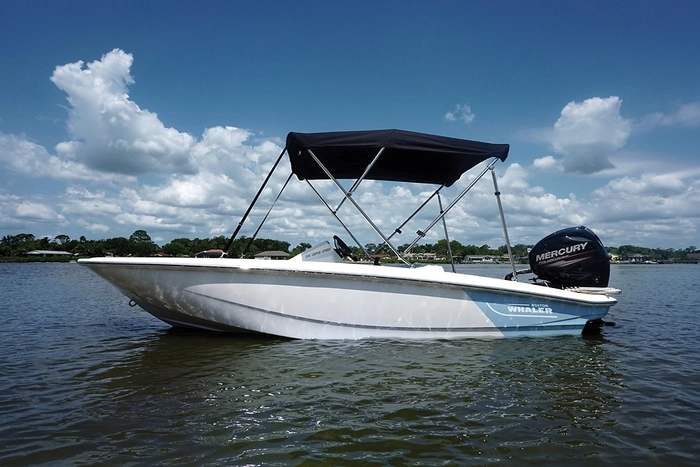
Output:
[{"xmin": 1, "ymin": 263, "xmax": 700, "ymax": 465}]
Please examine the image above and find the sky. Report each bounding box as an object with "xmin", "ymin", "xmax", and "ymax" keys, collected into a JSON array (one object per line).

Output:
[{"xmin": 1, "ymin": 0, "xmax": 699, "ymax": 251}]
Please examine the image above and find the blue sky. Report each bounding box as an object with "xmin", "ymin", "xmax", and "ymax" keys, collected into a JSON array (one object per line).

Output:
[{"xmin": 1, "ymin": 0, "xmax": 699, "ymax": 250}]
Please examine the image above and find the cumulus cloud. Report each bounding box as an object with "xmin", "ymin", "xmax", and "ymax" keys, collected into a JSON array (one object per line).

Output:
[
  {"xmin": 0, "ymin": 132, "xmax": 129, "ymax": 183},
  {"xmin": 75, "ymin": 219, "xmax": 111, "ymax": 234},
  {"xmin": 445, "ymin": 104, "xmax": 475, "ymax": 124},
  {"xmin": 532, "ymin": 155, "xmax": 562, "ymax": 172},
  {"xmin": 467, "ymin": 163, "xmax": 588, "ymax": 234},
  {"xmin": 50, "ymin": 49, "xmax": 197, "ymax": 175},
  {"xmin": 587, "ymin": 171, "xmax": 700, "ymax": 245},
  {"xmin": 9, "ymin": 50, "xmax": 636, "ymax": 246},
  {"xmin": 15, "ymin": 200, "xmax": 67, "ymax": 224},
  {"xmin": 600, "ymin": 173, "xmax": 686, "ymax": 197},
  {"xmin": 0, "ymin": 49, "xmax": 297, "ymax": 242},
  {"xmin": 550, "ymin": 96, "xmax": 631, "ymax": 174},
  {"xmin": 3, "ymin": 50, "xmax": 698, "ymax": 249}
]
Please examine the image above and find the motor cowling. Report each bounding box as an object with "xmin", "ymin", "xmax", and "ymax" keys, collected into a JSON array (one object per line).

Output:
[{"xmin": 528, "ymin": 226, "xmax": 610, "ymax": 288}]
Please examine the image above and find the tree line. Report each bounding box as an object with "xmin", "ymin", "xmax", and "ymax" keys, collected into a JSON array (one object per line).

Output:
[
  {"xmin": 1, "ymin": 230, "xmax": 697, "ymax": 262},
  {"xmin": 0, "ymin": 230, "xmax": 296, "ymax": 260}
]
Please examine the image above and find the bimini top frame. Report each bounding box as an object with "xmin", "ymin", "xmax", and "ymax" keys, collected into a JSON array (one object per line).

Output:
[{"xmin": 226, "ymin": 129, "xmax": 511, "ymax": 267}]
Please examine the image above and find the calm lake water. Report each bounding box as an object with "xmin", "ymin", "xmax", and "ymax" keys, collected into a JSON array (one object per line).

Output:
[{"xmin": 1, "ymin": 262, "xmax": 699, "ymax": 466}]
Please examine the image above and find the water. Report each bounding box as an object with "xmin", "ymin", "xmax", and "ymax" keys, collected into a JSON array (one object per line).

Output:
[{"xmin": 1, "ymin": 262, "xmax": 699, "ymax": 466}]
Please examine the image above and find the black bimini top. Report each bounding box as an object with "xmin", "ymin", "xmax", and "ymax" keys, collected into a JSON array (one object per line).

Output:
[{"xmin": 286, "ymin": 129, "xmax": 509, "ymax": 187}]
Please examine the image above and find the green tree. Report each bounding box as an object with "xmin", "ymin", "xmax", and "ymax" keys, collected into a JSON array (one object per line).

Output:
[
  {"xmin": 129, "ymin": 230, "xmax": 152, "ymax": 243},
  {"xmin": 54, "ymin": 234, "xmax": 71, "ymax": 245},
  {"xmin": 132, "ymin": 240, "xmax": 158, "ymax": 257},
  {"xmin": 162, "ymin": 238, "xmax": 189, "ymax": 255},
  {"xmin": 102, "ymin": 237, "xmax": 131, "ymax": 256},
  {"xmin": 127, "ymin": 230, "xmax": 157, "ymax": 256},
  {"xmin": 290, "ymin": 242, "xmax": 312, "ymax": 257},
  {"xmin": 38, "ymin": 236, "xmax": 51, "ymax": 249},
  {"xmin": 435, "ymin": 239, "xmax": 465, "ymax": 259}
]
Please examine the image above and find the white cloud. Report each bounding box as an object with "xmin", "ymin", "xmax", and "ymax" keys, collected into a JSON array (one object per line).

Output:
[
  {"xmin": 481, "ymin": 164, "xmax": 588, "ymax": 236},
  {"xmin": 0, "ymin": 132, "xmax": 130, "ymax": 183},
  {"xmin": 15, "ymin": 200, "xmax": 67, "ymax": 224},
  {"xmin": 3, "ymin": 51, "xmax": 699, "ymax": 250},
  {"xmin": 585, "ymin": 172, "xmax": 700, "ymax": 246},
  {"xmin": 50, "ymin": 49, "xmax": 197, "ymax": 175},
  {"xmin": 153, "ymin": 177, "xmax": 212, "ymax": 208},
  {"xmin": 592, "ymin": 171, "xmax": 698, "ymax": 210},
  {"xmin": 75, "ymin": 219, "xmax": 111, "ymax": 234},
  {"xmin": 639, "ymin": 102, "xmax": 700, "ymax": 128},
  {"xmin": 578, "ymin": 168, "xmax": 699, "ymax": 247},
  {"xmin": 192, "ymin": 126, "xmax": 253, "ymax": 169},
  {"xmin": 532, "ymin": 155, "xmax": 561, "ymax": 172},
  {"xmin": 601, "ymin": 173, "xmax": 686, "ymax": 197},
  {"xmin": 550, "ymin": 96, "xmax": 631, "ymax": 174},
  {"xmin": 0, "ymin": 50, "xmax": 294, "ymax": 241},
  {"xmin": 13, "ymin": 53, "xmax": 636, "ymax": 247},
  {"xmin": 445, "ymin": 104, "xmax": 475, "ymax": 124}
]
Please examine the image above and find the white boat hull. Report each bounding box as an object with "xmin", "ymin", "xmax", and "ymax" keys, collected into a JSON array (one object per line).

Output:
[{"xmin": 79, "ymin": 257, "xmax": 616, "ymax": 339}]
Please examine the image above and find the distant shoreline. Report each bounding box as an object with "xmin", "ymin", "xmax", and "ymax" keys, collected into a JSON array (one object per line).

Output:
[
  {"xmin": 0, "ymin": 257, "xmax": 76, "ymax": 263},
  {"xmin": 1, "ymin": 257, "xmax": 697, "ymax": 265}
]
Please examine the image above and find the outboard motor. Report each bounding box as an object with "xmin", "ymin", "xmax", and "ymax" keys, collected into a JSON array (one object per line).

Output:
[{"xmin": 528, "ymin": 226, "xmax": 610, "ymax": 288}]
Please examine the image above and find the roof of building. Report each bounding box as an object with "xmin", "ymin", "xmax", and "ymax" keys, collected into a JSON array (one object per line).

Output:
[
  {"xmin": 26, "ymin": 250, "xmax": 74, "ymax": 256},
  {"xmin": 254, "ymin": 250, "xmax": 290, "ymax": 258}
]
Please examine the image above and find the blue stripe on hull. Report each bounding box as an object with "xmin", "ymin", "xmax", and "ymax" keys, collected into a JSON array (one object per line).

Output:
[{"xmin": 465, "ymin": 289, "xmax": 607, "ymax": 332}]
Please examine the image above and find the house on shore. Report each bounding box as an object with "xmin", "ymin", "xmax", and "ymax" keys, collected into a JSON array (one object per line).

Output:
[
  {"xmin": 26, "ymin": 250, "xmax": 74, "ymax": 257},
  {"xmin": 254, "ymin": 251, "xmax": 290, "ymax": 260},
  {"xmin": 402, "ymin": 252, "xmax": 437, "ymax": 261},
  {"xmin": 464, "ymin": 255, "xmax": 498, "ymax": 263}
]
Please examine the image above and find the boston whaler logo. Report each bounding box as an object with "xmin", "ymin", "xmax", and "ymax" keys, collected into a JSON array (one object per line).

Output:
[
  {"xmin": 482, "ymin": 300, "xmax": 558, "ymax": 320},
  {"xmin": 535, "ymin": 241, "xmax": 588, "ymax": 263},
  {"xmin": 465, "ymin": 290, "xmax": 560, "ymax": 323},
  {"xmin": 506, "ymin": 303, "xmax": 554, "ymax": 315}
]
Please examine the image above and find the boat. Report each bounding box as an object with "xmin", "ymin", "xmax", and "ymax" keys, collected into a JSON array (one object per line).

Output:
[{"xmin": 79, "ymin": 129, "xmax": 619, "ymax": 339}]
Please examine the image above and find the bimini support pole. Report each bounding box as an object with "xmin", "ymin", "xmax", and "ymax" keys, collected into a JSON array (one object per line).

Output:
[
  {"xmin": 224, "ymin": 147, "xmax": 287, "ymax": 253},
  {"xmin": 241, "ymin": 172, "xmax": 295, "ymax": 257},
  {"xmin": 306, "ymin": 149, "xmax": 411, "ymax": 266},
  {"xmin": 438, "ymin": 192, "xmax": 456, "ymax": 273},
  {"xmin": 490, "ymin": 167, "xmax": 518, "ymax": 280},
  {"xmin": 305, "ymin": 179, "xmax": 372, "ymax": 261},
  {"xmin": 387, "ymin": 184, "xmax": 445, "ymax": 242},
  {"xmin": 334, "ymin": 147, "xmax": 385, "ymax": 214},
  {"xmin": 404, "ymin": 157, "xmax": 499, "ymax": 253}
]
